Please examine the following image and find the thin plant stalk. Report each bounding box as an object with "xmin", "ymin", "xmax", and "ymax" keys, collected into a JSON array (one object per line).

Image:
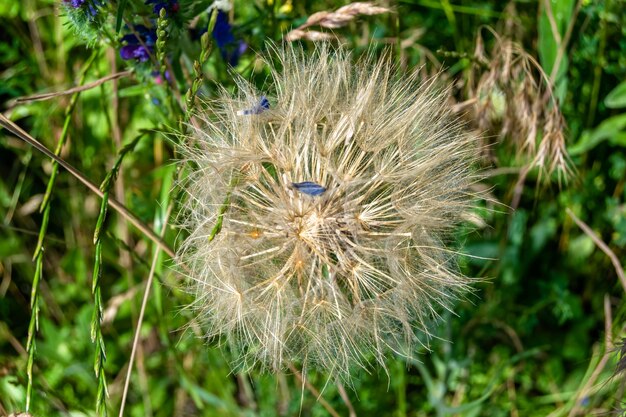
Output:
[
  {"xmin": 181, "ymin": 8, "xmax": 217, "ymax": 133},
  {"xmin": 155, "ymin": 8, "xmax": 180, "ymax": 118},
  {"xmin": 12, "ymin": 70, "xmax": 132, "ymax": 104},
  {"xmin": 118, "ymin": 190, "xmax": 174, "ymax": 417},
  {"xmin": 25, "ymin": 49, "xmax": 98, "ymax": 412},
  {"xmin": 91, "ymin": 133, "xmax": 145, "ymax": 415},
  {"xmin": 287, "ymin": 363, "xmax": 341, "ymax": 417},
  {"xmin": 566, "ymin": 208, "xmax": 626, "ymax": 293}
]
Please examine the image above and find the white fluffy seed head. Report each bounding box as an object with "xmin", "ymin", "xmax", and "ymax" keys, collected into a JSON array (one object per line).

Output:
[{"xmin": 178, "ymin": 44, "xmax": 481, "ymax": 378}]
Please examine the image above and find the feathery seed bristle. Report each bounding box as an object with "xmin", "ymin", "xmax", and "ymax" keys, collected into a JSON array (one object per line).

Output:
[{"xmin": 178, "ymin": 44, "xmax": 481, "ymax": 378}]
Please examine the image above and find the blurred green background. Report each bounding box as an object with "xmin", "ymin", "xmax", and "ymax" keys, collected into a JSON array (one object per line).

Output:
[{"xmin": 1, "ymin": 0, "xmax": 625, "ymax": 416}]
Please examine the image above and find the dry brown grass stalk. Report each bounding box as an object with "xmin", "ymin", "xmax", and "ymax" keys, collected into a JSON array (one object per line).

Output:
[
  {"xmin": 285, "ymin": 2, "xmax": 391, "ymax": 42},
  {"xmin": 463, "ymin": 22, "xmax": 572, "ymax": 184}
]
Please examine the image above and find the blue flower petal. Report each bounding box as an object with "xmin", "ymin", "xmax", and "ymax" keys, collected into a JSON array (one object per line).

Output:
[
  {"xmin": 64, "ymin": 0, "xmax": 103, "ymax": 17},
  {"xmin": 259, "ymin": 96, "xmax": 270, "ymax": 110},
  {"xmin": 291, "ymin": 181, "xmax": 327, "ymax": 196},
  {"xmin": 212, "ymin": 11, "xmax": 235, "ymax": 47},
  {"xmin": 121, "ymin": 34, "xmax": 139, "ymax": 44},
  {"xmin": 212, "ymin": 11, "xmax": 247, "ymax": 66},
  {"xmin": 119, "ymin": 25, "xmax": 157, "ymax": 61},
  {"xmin": 239, "ymin": 96, "xmax": 270, "ymax": 115},
  {"xmin": 145, "ymin": 0, "xmax": 179, "ymax": 15},
  {"xmin": 120, "ymin": 44, "xmax": 151, "ymax": 62}
]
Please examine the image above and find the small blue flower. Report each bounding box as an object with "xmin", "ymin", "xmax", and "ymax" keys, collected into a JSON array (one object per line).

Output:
[
  {"xmin": 238, "ymin": 96, "xmax": 270, "ymax": 115},
  {"xmin": 212, "ymin": 11, "xmax": 247, "ymax": 66},
  {"xmin": 120, "ymin": 25, "xmax": 157, "ymax": 62},
  {"xmin": 291, "ymin": 182, "xmax": 327, "ymax": 197}
]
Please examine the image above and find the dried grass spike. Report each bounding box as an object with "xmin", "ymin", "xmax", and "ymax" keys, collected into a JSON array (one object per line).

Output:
[{"xmin": 285, "ymin": 2, "xmax": 391, "ymax": 42}]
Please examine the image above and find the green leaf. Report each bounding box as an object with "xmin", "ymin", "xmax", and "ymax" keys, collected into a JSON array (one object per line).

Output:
[
  {"xmin": 605, "ymin": 81, "xmax": 626, "ymax": 109},
  {"xmin": 115, "ymin": 0, "xmax": 128, "ymax": 34},
  {"xmin": 538, "ymin": 0, "xmax": 575, "ymax": 103},
  {"xmin": 0, "ymin": 1, "xmax": 19, "ymax": 18},
  {"xmin": 569, "ymin": 113, "xmax": 626, "ymax": 155},
  {"xmin": 118, "ymin": 84, "xmax": 148, "ymax": 98},
  {"xmin": 567, "ymin": 234, "xmax": 595, "ymax": 262},
  {"xmin": 180, "ymin": 375, "xmax": 231, "ymax": 410}
]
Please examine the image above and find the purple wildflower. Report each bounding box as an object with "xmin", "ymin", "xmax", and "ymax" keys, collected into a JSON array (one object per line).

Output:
[
  {"xmin": 145, "ymin": 0, "xmax": 179, "ymax": 15},
  {"xmin": 120, "ymin": 25, "xmax": 157, "ymax": 62},
  {"xmin": 64, "ymin": 0, "xmax": 103, "ymax": 17},
  {"xmin": 212, "ymin": 11, "xmax": 247, "ymax": 66}
]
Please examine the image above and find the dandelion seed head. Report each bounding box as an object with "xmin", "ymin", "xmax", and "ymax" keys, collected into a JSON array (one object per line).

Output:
[{"xmin": 178, "ymin": 44, "xmax": 481, "ymax": 378}]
